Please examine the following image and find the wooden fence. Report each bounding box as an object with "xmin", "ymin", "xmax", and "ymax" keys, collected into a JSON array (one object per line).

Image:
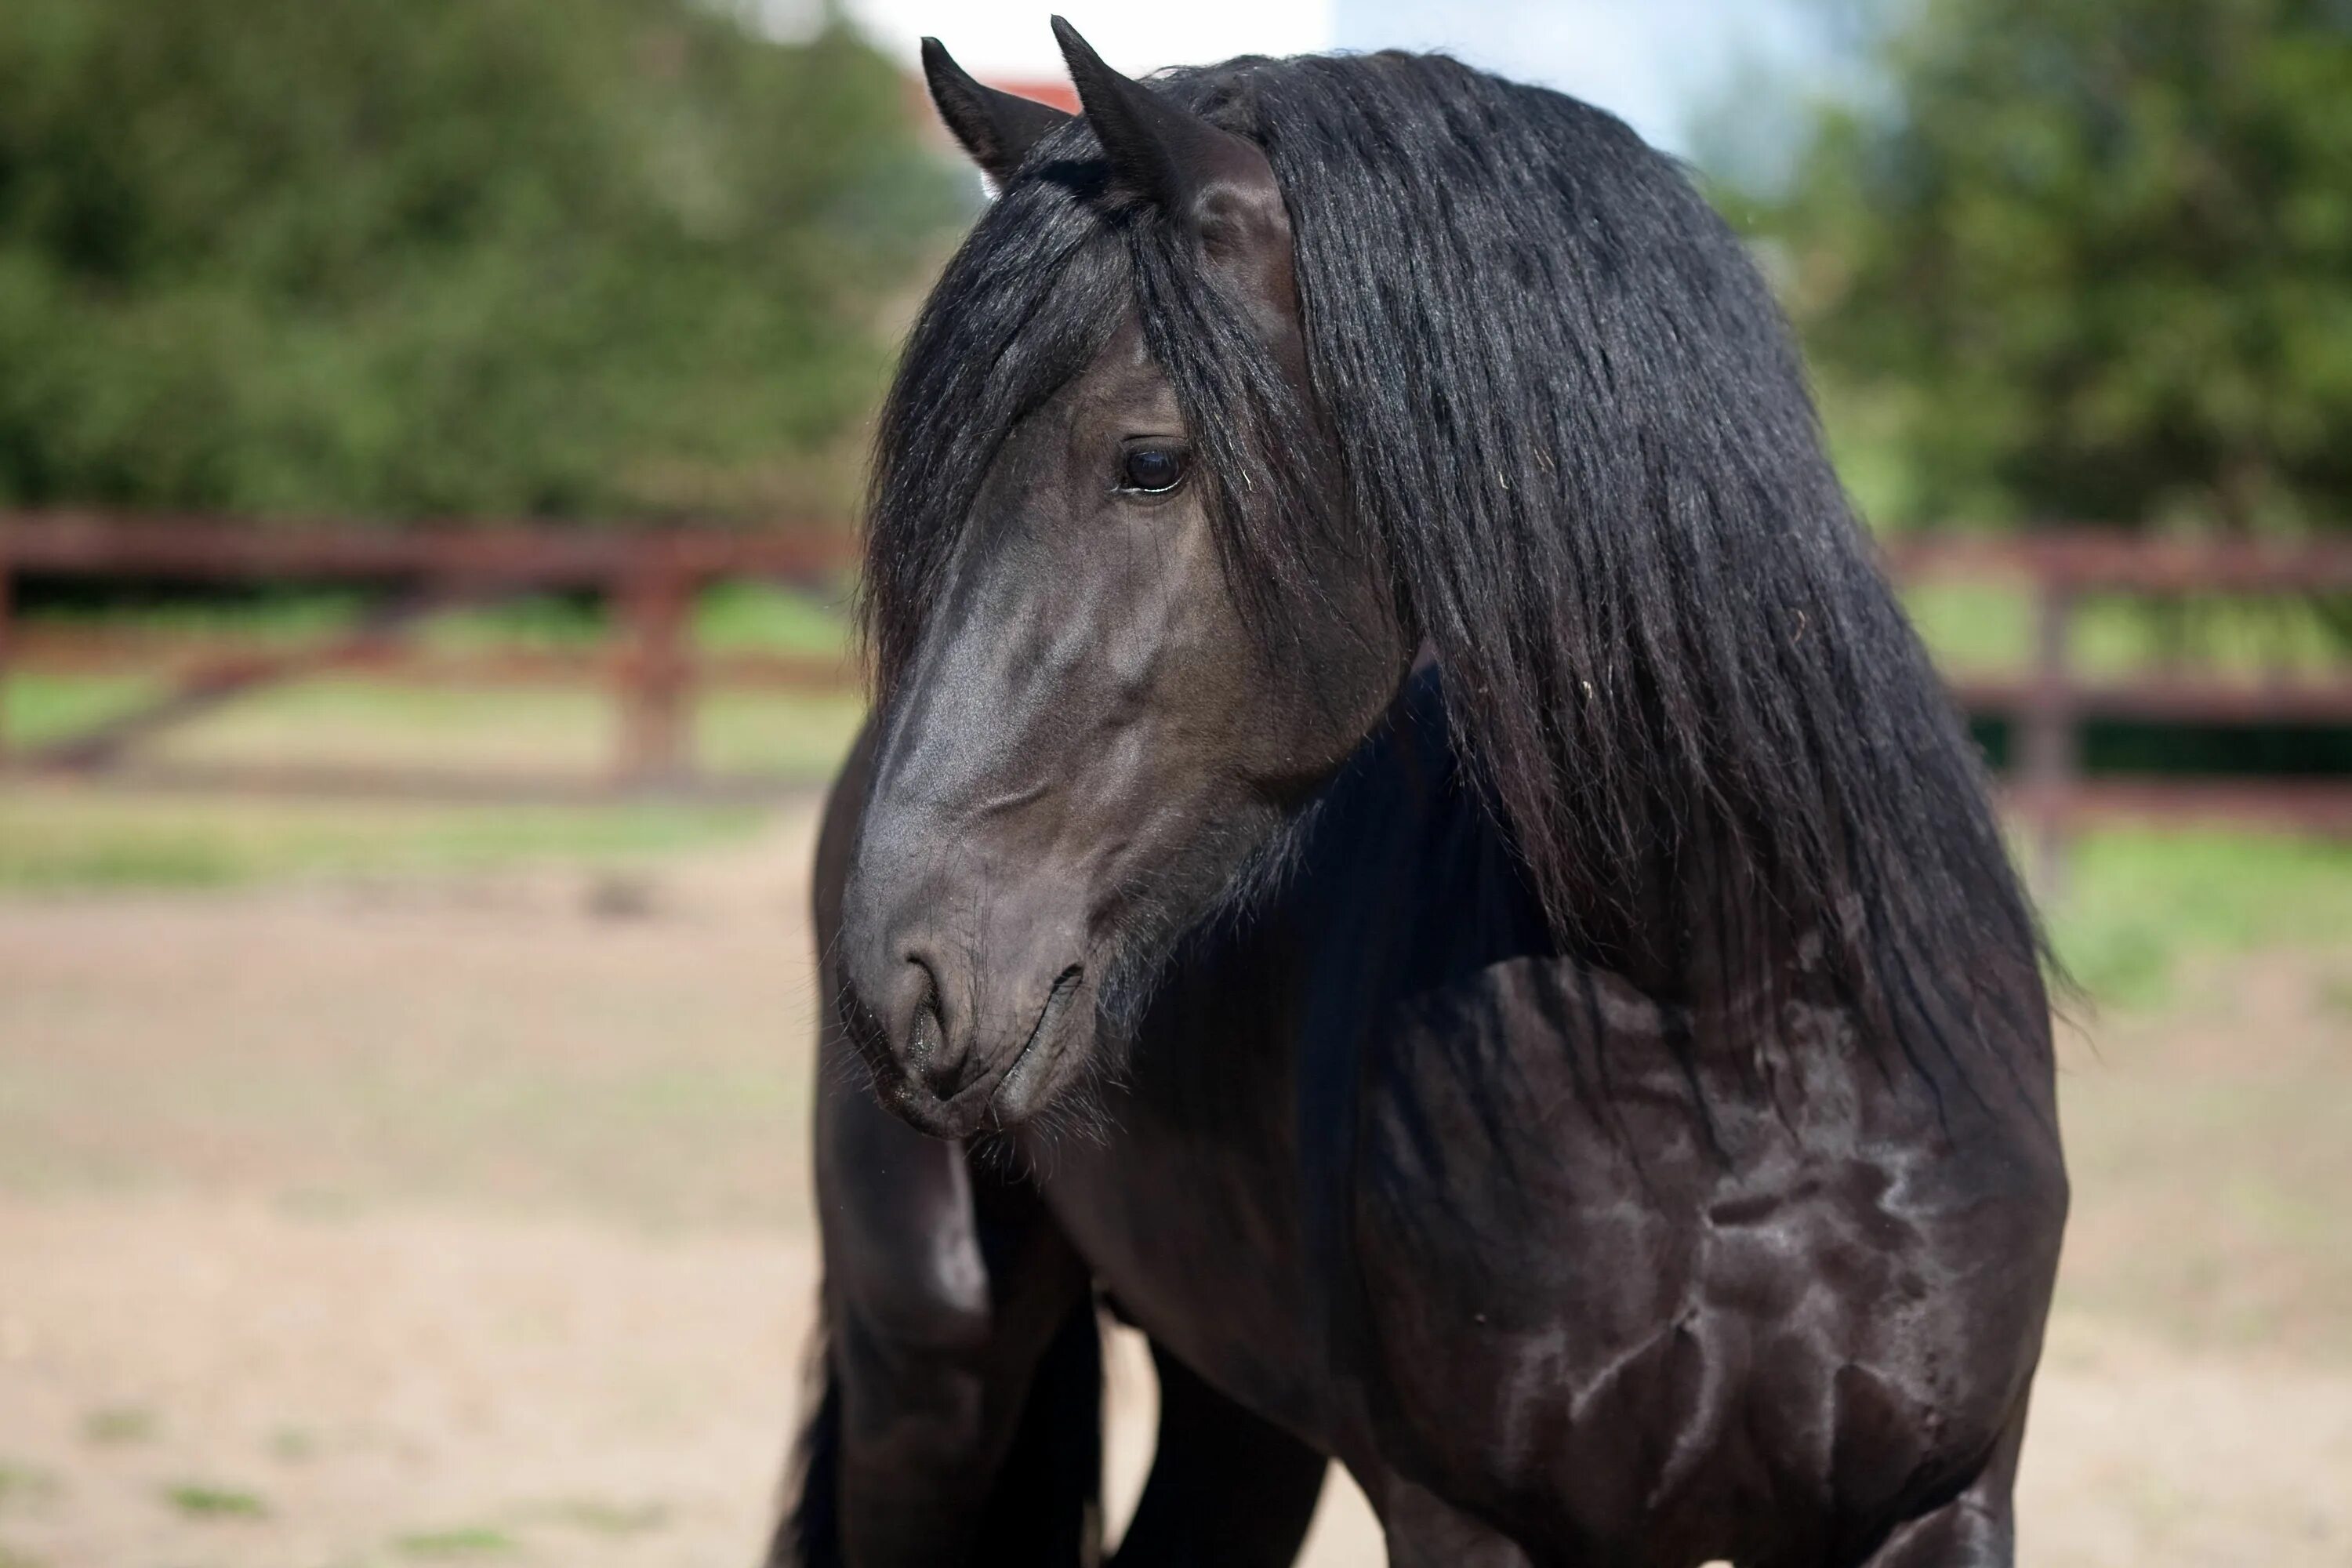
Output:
[
  {"xmin": 0, "ymin": 511, "xmax": 856, "ymax": 799},
  {"xmin": 5, "ymin": 514, "xmax": 2352, "ymax": 852}
]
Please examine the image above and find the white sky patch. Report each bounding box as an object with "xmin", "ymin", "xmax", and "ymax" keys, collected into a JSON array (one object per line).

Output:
[
  {"xmin": 842, "ymin": 0, "xmax": 1338, "ymax": 81},
  {"xmin": 1336, "ymin": 0, "xmax": 1829, "ymax": 157},
  {"xmin": 820, "ymin": 2, "xmax": 1836, "ymax": 170}
]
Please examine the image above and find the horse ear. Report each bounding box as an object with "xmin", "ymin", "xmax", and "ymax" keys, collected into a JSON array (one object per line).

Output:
[
  {"xmin": 921, "ymin": 37, "xmax": 1072, "ymax": 185},
  {"xmin": 1049, "ymin": 16, "xmax": 1287, "ymax": 259}
]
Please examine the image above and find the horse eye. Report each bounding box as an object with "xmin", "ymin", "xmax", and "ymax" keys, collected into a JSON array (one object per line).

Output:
[{"xmin": 1119, "ymin": 445, "xmax": 1186, "ymax": 494}]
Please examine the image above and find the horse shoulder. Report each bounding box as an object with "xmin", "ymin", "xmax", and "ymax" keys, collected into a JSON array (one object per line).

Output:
[{"xmin": 1347, "ymin": 953, "xmax": 2063, "ymax": 1554}]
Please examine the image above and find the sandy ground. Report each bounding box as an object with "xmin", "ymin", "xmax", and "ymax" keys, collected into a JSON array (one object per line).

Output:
[{"xmin": 2, "ymin": 802, "xmax": 2347, "ymax": 1566}]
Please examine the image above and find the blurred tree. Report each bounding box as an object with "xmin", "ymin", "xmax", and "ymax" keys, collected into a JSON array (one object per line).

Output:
[
  {"xmin": 0, "ymin": 0, "xmax": 964, "ymax": 524},
  {"xmin": 1725, "ymin": 0, "xmax": 2352, "ymax": 534}
]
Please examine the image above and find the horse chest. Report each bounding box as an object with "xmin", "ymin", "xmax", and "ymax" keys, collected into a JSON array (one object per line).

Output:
[
  {"xmin": 1030, "ymin": 1086, "xmax": 1345, "ymax": 1457},
  {"xmin": 1031, "ymin": 807, "xmax": 2062, "ymax": 1563}
]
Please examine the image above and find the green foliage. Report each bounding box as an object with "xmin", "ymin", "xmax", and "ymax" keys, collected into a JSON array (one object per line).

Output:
[
  {"xmin": 2046, "ymin": 829, "xmax": 2352, "ymax": 1005},
  {"xmin": 0, "ymin": 0, "xmax": 964, "ymax": 522},
  {"xmin": 1732, "ymin": 0, "xmax": 2352, "ymax": 534}
]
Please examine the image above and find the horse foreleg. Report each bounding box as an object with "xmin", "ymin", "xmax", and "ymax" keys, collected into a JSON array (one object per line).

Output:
[
  {"xmin": 1852, "ymin": 1408, "xmax": 2027, "ymax": 1568},
  {"xmin": 772, "ymin": 1039, "xmax": 1101, "ymax": 1567},
  {"xmin": 1109, "ymin": 1340, "xmax": 1328, "ymax": 1567},
  {"xmin": 824, "ymin": 1274, "xmax": 1099, "ymax": 1567},
  {"xmin": 1377, "ymin": 1479, "xmax": 1536, "ymax": 1568}
]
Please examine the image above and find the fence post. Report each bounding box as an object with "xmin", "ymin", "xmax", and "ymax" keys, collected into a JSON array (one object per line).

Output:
[
  {"xmin": 614, "ymin": 550, "xmax": 696, "ymax": 788},
  {"xmin": 2020, "ymin": 574, "xmax": 2076, "ymax": 897}
]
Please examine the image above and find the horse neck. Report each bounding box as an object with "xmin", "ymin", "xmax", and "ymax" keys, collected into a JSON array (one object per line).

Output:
[{"xmin": 1364, "ymin": 667, "xmax": 1829, "ymax": 1025}]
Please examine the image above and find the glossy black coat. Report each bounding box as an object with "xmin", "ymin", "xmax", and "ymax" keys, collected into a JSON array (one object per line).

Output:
[
  {"xmin": 779, "ymin": 671, "xmax": 2066, "ymax": 1568},
  {"xmin": 771, "ymin": 26, "xmax": 2067, "ymax": 1568}
]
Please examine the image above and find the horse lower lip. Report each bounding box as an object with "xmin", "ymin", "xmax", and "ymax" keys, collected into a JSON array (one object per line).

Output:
[
  {"xmin": 989, "ymin": 1044, "xmax": 1051, "ymax": 1119},
  {"xmin": 896, "ymin": 1097, "xmax": 972, "ymax": 1139},
  {"xmin": 862, "ymin": 969, "xmax": 1087, "ymax": 1135},
  {"xmin": 992, "ymin": 967, "xmax": 1085, "ymax": 1114}
]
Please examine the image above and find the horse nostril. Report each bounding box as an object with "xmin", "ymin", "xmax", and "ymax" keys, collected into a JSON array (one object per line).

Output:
[
  {"xmin": 910, "ymin": 992, "xmax": 946, "ymax": 1064},
  {"xmin": 904, "ymin": 960, "xmax": 967, "ymax": 1094},
  {"xmin": 894, "ymin": 954, "xmax": 1083, "ymax": 1103}
]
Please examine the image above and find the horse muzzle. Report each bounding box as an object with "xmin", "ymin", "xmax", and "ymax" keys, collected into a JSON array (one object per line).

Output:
[{"xmin": 835, "ymin": 904, "xmax": 1095, "ymax": 1139}]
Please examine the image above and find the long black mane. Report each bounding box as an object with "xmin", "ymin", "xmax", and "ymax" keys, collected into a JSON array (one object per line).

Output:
[{"xmin": 864, "ymin": 50, "xmax": 2045, "ymax": 1064}]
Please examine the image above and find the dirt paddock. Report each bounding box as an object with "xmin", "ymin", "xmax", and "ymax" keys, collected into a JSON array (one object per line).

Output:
[{"xmin": 2, "ymin": 801, "xmax": 2347, "ymax": 1566}]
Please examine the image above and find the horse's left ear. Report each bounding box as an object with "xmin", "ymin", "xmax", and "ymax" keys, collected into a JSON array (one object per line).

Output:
[
  {"xmin": 1050, "ymin": 16, "xmax": 1293, "ymax": 284},
  {"xmin": 923, "ymin": 36, "xmax": 1073, "ymax": 185}
]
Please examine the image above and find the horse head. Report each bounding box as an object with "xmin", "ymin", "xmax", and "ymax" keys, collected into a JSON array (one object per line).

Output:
[{"xmin": 837, "ymin": 23, "xmax": 1409, "ymax": 1138}]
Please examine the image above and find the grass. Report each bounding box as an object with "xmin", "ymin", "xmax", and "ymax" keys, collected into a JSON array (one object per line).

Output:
[
  {"xmin": 0, "ymin": 787, "xmax": 770, "ymax": 892},
  {"xmin": 0, "ymin": 1466, "xmax": 57, "ymax": 1511},
  {"xmin": 5, "ymin": 670, "xmax": 865, "ymax": 781},
  {"xmin": 16, "ymin": 591, "xmax": 375, "ymax": 644},
  {"xmin": 1, "ymin": 674, "xmax": 857, "ymax": 782},
  {"xmin": 1, "ymin": 673, "xmax": 169, "ymax": 750},
  {"xmin": 78, "ymin": 1406, "xmax": 156, "ymax": 1446},
  {"xmin": 394, "ymin": 1526, "xmax": 517, "ymax": 1556},
  {"xmin": 162, "ymin": 1483, "xmax": 267, "ymax": 1519},
  {"xmin": 5, "ymin": 592, "xmax": 2347, "ymax": 1010},
  {"xmin": 268, "ymin": 1426, "xmax": 318, "ymax": 1462},
  {"xmin": 2, "ymin": 793, "xmax": 2339, "ymax": 1020},
  {"xmin": 4, "ymin": 584, "xmax": 864, "ymax": 782},
  {"xmin": 695, "ymin": 688, "xmax": 866, "ymax": 775},
  {"xmin": 1904, "ymin": 582, "xmax": 2351, "ymax": 677},
  {"xmin": 544, "ymin": 1497, "xmax": 670, "ymax": 1534},
  {"xmin": 11, "ymin": 580, "xmax": 2343, "ymax": 786},
  {"xmin": 144, "ymin": 678, "xmax": 622, "ymax": 775},
  {"xmin": 58, "ymin": 575, "xmax": 2316, "ymax": 678},
  {"xmin": 4, "ymin": 692, "xmax": 2347, "ymax": 1024},
  {"xmin": 0, "ymin": 595, "xmax": 862, "ymax": 892},
  {"xmin": 694, "ymin": 579, "xmax": 855, "ymax": 653},
  {"xmin": 18, "ymin": 581, "xmax": 851, "ymax": 652},
  {"xmin": 2044, "ymin": 829, "xmax": 2352, "ymax": 1009}
]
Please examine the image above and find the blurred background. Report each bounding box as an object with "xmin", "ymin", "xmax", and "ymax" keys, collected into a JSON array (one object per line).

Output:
[{"xmin": 0, "ymin": 2, "xmax": 2346, "ymax": 1565}]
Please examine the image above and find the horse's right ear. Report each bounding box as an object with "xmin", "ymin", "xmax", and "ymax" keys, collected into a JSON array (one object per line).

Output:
[
  {"xmin": 922, "ymin": 38, "xmax": 1073, "ymax": 186},
  {"xmin": 1051, "ymin": 17, "xmax": 1299, "ymax": 323},
  {"xmin": 1050, "ymin": 17, "xmax": 1279, "ymax": 234}
]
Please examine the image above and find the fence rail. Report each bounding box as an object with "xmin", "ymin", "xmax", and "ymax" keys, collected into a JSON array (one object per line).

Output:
[
  {"xmin": 0, "ymin": 511, "xmax": 858, "ymax": 790},
  {"xmin": 1882, "ymin": 531, "xmax": 2352, "ymax": 880},
  {"xmin": 5, "ymin": 515, "xmax": 2350, "ymax": 859}
]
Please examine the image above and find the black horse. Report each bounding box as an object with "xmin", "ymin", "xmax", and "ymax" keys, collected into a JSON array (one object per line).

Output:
[{"xmin": 773, "ymin": 21, "xmax": 2067, "ymax": 1567}]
